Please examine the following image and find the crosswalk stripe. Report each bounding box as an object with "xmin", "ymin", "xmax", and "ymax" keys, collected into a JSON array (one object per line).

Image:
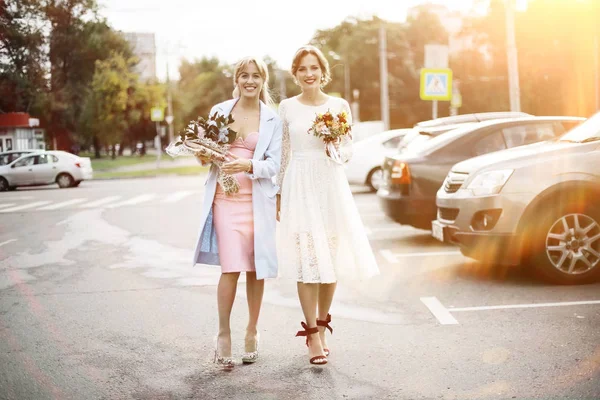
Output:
[
  {"xmin": 106, "ymin": 194, "xmax": 156, "ymax": 208},
  {"xmin": 79, "ymin": 196, "xmax": 122, "ymax": 208},
  {"xmin": 162, "ymin": 191, "xmax": 196, "ymax": 203},
  {"xmin": 37, "ymin": 198, "xmax": 88, "ymax": 210},
  {"xmin": 0, "ymin": 203, "xmax": 16, "ymax": 209},
  {"xmin": 0, "ymin": 201, "xmax": 52, "ymax": 213}
]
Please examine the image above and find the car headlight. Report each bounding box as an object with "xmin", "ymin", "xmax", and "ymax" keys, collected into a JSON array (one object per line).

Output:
[{"xmin": 466, "ymin": 169, "xmax": 514, "ymax": 196}]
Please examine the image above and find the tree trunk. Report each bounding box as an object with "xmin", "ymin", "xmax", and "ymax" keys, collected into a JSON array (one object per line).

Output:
[{"xmin": 93, "ymin": 135, "xmax": 101, "ymax": 159}]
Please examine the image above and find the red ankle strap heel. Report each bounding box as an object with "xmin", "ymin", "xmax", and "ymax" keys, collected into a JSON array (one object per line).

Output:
[{"xmin": 296, "ymin": 321, "xmax": 327, "ymax": 365}]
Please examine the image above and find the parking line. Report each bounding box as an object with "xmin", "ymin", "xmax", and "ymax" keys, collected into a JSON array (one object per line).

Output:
[
  {"xmin": 106, "ymin": 194, "xmax": 156, "ymax": 208},
  {"xmin": 0, "ymin": 204, "xmax": 16, "ymax": 209},
  {"xmin": 450, "ymin": 300, "xmax": 600, "ymax": 312},
  {"xmin": 420, "ymin": 297, "xmax": 459, "ymax": 325},
  {"xmin": 0, "ymin": 239, "xmax": 17, "ymax": 247},
  {"xmin": 0, "ymin": 201, "xmax": 51, "ymax": 213},
  {"xmin": 380, "ymin": 249, "xmax": 462, "ymax": 263},
  {"xmin": 37, "ymin": 198, "xmax": 88, "ymax": 210},
  {"xmin": 80, "ymin": 196, "xmax": 121, "ymax": 208},
  {"xmin": 162, "ymin": 191, "xmax": 195, "ymax": 203}
]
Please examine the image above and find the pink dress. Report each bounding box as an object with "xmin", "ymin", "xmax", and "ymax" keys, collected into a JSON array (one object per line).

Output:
[{"xmin": 212, "ymin": 132, "xmax": 259, "ymax": 273}]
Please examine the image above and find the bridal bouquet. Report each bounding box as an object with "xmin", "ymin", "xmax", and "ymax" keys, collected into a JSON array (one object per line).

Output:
[
  {"xmin": 307, "ymin": 109, "xmax": 352, "ymax": 164},
  {"xmin": 166, "ymin": 112, "xmax": 240, "ymax": 195}
]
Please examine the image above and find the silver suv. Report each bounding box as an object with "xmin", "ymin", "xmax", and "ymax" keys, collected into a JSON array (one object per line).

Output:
[{"xmin": 434, "ymin": 113, "xmax": 600, "ymax": 284}]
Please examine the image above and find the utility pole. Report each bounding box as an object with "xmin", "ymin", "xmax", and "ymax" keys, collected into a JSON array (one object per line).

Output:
[
  {"xmin": 595, "ymin": 31, "xmax": 599, "ymax": 112},
  {"xmin": 166, "ymin": 62, "xmax": 174, "ymax": 144},
  {"xmin": 379, "ymin": 22, "xmax": 390, "ymax": 131},
  {"xmin": 344, "ymin": 63, "xmax": 351, "ymax": 102},
  {"xmin": 506, "ymin": 0, "xmax": 521, "ymax": 112}
]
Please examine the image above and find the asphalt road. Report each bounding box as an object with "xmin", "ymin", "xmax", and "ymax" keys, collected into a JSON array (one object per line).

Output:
[{"xmin": 1, "ymin": 177, "xmax": 598, "ymax": 400}]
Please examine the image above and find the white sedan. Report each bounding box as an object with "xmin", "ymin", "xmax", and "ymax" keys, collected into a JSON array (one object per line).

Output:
[
  {"xmin": 345, "ymin": 128, "xmax": 413, "ymax": 191},
  {"xmin": 0, "ymin": 150, "xmax": 93, "ymax": 191}
]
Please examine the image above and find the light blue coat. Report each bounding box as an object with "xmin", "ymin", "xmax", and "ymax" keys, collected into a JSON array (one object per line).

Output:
[{"xmin": 192, "ymin": 99, "xmax": 282, "ymax": 279}]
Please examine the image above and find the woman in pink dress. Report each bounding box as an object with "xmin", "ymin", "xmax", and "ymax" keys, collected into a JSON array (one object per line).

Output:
[{"xmin": 193, "ymin": 57, "xmax": 282, "ymax": 370}]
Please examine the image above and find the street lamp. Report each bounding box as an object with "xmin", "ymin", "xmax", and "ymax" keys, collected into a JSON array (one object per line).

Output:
[
  {"xmin": 505, "ymin": 0, "xmax": 527, "ymax": 112},
  {"xmin": 328, "ymin": 50, "xmax": 351, "ymax": 102}
]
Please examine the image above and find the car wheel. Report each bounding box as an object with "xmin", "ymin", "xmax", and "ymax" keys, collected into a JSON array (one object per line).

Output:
[
  {"xmin": 0, "ymin": 177, "xmax": 8, "ymax": 192},
  {"xmin": 367, "ymin": 167, "xmax": 383, "ymax": 192},
  {"xmin": 56, "ymin": 173, "xmax": 74, "ymax": 188},
  {"xmin": 530, "ymin": 201, "xmax": 600, "ymax": 284}
]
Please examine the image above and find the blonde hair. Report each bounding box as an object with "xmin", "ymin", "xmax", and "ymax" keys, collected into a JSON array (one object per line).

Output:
[
  {"xmin": 290, "ymin": 45, "xmax": 331, "ymax": 87},
  {"xmin": 232, "ymin": 57, "xmax": 273, "ymax": 106}
]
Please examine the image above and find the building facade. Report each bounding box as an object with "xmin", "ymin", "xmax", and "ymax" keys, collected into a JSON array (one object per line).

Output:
[
  {"xmin": 0, "ymin": 113, "xmax": 46, "ymax": 152},
  {"xmin": 123, "ymin": 32, "xmax": 157, "ymax": 81}
]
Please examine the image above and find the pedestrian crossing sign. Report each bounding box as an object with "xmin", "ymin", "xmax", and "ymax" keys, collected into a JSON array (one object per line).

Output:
[{"xmin": 420, "ymin": 69, "xmax": 452, "ymax": 101}]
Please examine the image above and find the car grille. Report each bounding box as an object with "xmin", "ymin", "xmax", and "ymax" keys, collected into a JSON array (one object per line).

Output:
[
  {"xmin": 438, "ymin": 207, "xmax": 459, "ymax": 222},
  {"xmin": 444, "ymin": 171, "xmax": 468, "ymax": 193}
]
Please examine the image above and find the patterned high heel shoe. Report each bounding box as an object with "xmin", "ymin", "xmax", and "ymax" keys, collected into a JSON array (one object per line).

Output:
[
  {"xmin": 317, "ymin": 314, "xmax": 333, "ymax": 357},
  {"xmin": 296, "ymin": 321, "xmax": 327, "ymax": 365},
  {"xmin": 214, "ymin": 336, "xmax": 235, "ymax": 371},
  {"xmin": 241, "ymin": 332, "xmax": 260, "ymax": 364}
]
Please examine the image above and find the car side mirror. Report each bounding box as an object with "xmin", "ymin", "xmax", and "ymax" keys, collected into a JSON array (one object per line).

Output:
[{"xmin": 11, "ymin": 164, "xmax": 15, "ymax": 169}]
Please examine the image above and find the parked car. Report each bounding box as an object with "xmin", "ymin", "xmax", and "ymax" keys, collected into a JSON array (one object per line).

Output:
[
  {"xmin": 0, "ymin": 150, "xmax": 37, "ymax": 166},
  {"xmin": 414, "ymin": 111, "xmax": 531, "ymax": 129},
  {"xmin": 345, "ymin": 128, "xmax": 413, "ymax": 190},
  {"xmin": 397, "ymin": 111, "xmax": 532, "ymax": 154},
  {"xmin": 0, "ymin": 150, "xmax": 93, "ymax": 191},
  {"xmin": 377, "ymin": 116, "xmax": 585, "ymax": 230},
  {"xmin": 396, "ymin": 123, "xmax": 474, "ymax": 154},
  {"xmin": 434, "ymin": 112, "xmax": 600, "ymax": 284}
]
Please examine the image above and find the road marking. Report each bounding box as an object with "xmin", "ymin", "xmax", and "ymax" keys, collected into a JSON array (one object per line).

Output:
[
  {"xmin": 79, "ymin": 196, "xmax": 121, "ymax": 208},
  {"xmin": 0, "ymin": 239, "xmax": 17, "ymax": 247},
  {"xmin": 37, "ymin": 198, "xmax": 87, "ymax": 210},
  {"xmin": 450, "ymin": 300, "xmax": 600, "ymax": 312},
  {"xmin": 162, "ymin": 191, "xmax": 195, "ymax": 203},
  {"xmin": 420, "ymin": 297, "xmax": 459, "ymax": 325},
  {"xmin": 0, "ymin": 196, "xmax": 33, "ymax": 200},
  {"xmin": 0, "ymin": 203, "xmax": 16, "ymax": 209},
  {"xmin": 379, "ymin": 249, "xmax": 462, "ymax": 263},
  {"xmin": 106, "ymin": 194, "xmax": 157, "ymax": 208},
  {"xmin": 0, "ymin": 201, "xmax": 51, "ymax": 213}
]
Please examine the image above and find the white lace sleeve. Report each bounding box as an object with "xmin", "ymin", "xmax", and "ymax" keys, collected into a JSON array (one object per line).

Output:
[
  {"xmin": 340, "ymin": 99, "xmax": 353, "ymax": 163},
  {"xmin": 276, "ymin": 100, "xmax": 290, "ymax": 194}
]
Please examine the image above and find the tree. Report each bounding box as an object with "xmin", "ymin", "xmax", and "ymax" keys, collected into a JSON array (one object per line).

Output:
[
  {"xmin": 80, "ymin": 52, "xmax": 137, "ymax": 158},
  {"xmin": 454, "ymin": 0, "xmax": 600, "ymax": 117},
  {"xmin": 0, "ymin": 0, "xmax": 47, "ymax": 113},
  {"xmin": 44, "ymin": 0, "xmax": 132, "ymax": 150},
  {"xmin": 172, "ymin": 57, "xmax": 232, "ymax": 134},
  {"xmin": 310, "ymin": 14, "xmax": 448, "ymax": 128}
]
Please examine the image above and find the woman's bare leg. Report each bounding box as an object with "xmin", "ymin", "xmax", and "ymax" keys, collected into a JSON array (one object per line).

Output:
[
  {"xmin": 297, "ymin": 282, "xmax": 325, "ymax": 359},
  {"xmin": 245, "ymin": 271, "xmax": 264, "ymax": 351},
  {"xmin": 317, "ymin": 282, "xmax": 337, "ymax": 352},
  {"xmin": 217, "ymin": 272, "xmax": 240, "ymax": 356}
]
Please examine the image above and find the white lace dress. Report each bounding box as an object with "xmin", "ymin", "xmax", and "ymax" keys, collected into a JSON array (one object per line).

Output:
[{"xmin": 277, "ymin": 96, "xmax": 380, "ymax": 283}]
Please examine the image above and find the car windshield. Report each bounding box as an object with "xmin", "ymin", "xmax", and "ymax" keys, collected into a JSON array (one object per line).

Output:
[
  {"xmin": 559, "ymin": 112, "xmax": 600, "ymax": 142},
  {"xmin": 406, "ymin": 124, "xmax": 480, "ymax": 155},
  {"xmin": 402, "ymin": 134, "xmax": 431, "ymax": 151}
]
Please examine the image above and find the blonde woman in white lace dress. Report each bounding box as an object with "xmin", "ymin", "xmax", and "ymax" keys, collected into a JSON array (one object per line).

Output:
[{"xmin": 276, "ymin": 45, "xmax": 379, "ymax": 365}]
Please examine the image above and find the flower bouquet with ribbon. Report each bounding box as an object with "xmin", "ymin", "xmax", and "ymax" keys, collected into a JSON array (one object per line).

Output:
[
  {"xmin": 307, "ymin": 109, "xmax": 352, "ymax": 164},
  {"xmin": 166, "ymin": 112, "xmax": 240, "ymax": 195}
]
